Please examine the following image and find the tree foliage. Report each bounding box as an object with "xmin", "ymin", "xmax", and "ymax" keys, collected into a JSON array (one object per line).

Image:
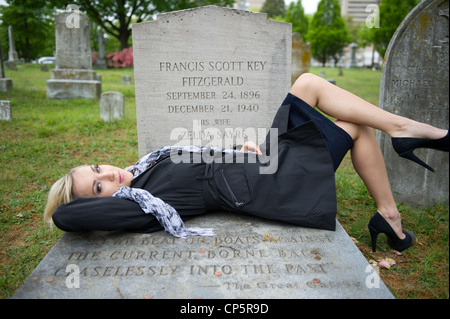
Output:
[
  {"xmin": 260, "ymin": 0, "xmax": 286, "ymax": 18},
  {"xmin": 49, "ymin": 0, "xmax": 235, "ymax": 50},
  {"xmin": 306, "ymin": 0, "xmax": 349, "ymax": 66},
  {"xmin": 0, "ymin": 0, "xmax": 55, "ymax": 61},
  {"xmin": 284, "ymin": 0, "xmax": 308, "ymax": 36},
  {"xmin": 368, "ymin": 0, "xmax": 419, "ymax": 57}
]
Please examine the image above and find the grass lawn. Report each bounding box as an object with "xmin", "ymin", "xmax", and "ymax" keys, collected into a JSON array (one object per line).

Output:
[{"xmin": 0, "ymin": 64, "xmax": 448, "ymax": 299}]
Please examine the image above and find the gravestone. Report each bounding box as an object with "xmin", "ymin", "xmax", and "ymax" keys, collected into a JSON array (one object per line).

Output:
[
  {"xmin": 95, "ymin": 30, "xmax": 107, "ymax": 69},
  {"xmin": 8, "ymin": 26, "xmax": 19, "ymax": 63},
  {"xmin": 377, "ymin": 0, "xmax": 449, "ymax": 206},
  {"xmin": 291, "ymin": 33, "xmax": 311, "ymax": 84},
  {"xmin": 14, "ymin": 6, "xmax": 395, "ymax": 299},
  {"xmin": 46, "ymin": 11, "xmax": 101, "ymax": 99},
  {"xmin": 0, "ymin": 100, "xmax": 12, "ymax": 121},
  {"xmin": 121, "ymin": 75, "xmax": 131, "ymax": 85},
  {"xmin": 100, "ymin": 91, "xmax": 124, "ymax": 121},
  {"xmin": 132, "ymin": 6, "xmax": 291, "ymax": 157},
  {"xmin": 0, "ymin": 43, "xmax": 13, "ymax": 92},
  {"xmin": 13, "ymin": 213, "xmax": 393, "ymax": 299}
]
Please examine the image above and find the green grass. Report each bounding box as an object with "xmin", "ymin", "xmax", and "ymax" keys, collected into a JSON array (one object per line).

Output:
[{"xmin": 0, "ymin": 64, "xmax": 448, "ymax": 299}]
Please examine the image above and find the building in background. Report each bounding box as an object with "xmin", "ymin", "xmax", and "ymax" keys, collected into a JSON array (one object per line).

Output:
[
  {"xmin": 234, "ymin": 0, "xmax": 264, "ymax": 11},
  {"xmin": 339, "ymin": 0, "xmax": 380, "ymax": 23}
]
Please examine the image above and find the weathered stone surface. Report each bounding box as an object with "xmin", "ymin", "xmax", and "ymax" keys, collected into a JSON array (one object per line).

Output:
[
  {"xmin": 100, "ymin": 91, "xmax": 124, "ymax": 121},
  {"xmin": 47, "ymin": 11, "xmax": 101, "ymax": 100},
  {"xmin": 0, "ymin": 79, "xmax": 13, "ymax": 93},
  {"xmin": 377, "ymin": 0, "xmax": 449, "ymax": 206},
  {"xmin": 0, "ymin": 100, "xmax": 12, "ymax": 121},
  {"xmin": 132, "ymin": 6, "xmax": 292, "ymax": 158},
  {"xmin": 291, "ymin": 33, "xmax": 311, "ymax": 84},
  {"xmin": 13, "ymin": 213, "xmax": 393, "ymax": 299},
  {"xmin": 46, "ymin": 79, "xmax": 101, "ymax": 99}
]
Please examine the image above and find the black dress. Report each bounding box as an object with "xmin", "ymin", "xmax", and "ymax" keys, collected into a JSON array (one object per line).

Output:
[{"xmin": 52, "ymin": 94, "xmax": 354, "ymax": 233}]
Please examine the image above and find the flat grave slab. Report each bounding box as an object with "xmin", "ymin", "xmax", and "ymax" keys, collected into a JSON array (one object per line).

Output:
[{"xmin": 13, "ymin": 212, "xmax": 393, "ymax": 299}]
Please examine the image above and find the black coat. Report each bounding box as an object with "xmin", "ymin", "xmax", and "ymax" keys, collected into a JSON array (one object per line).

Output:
[{"xmin": 52, "ymin": 104, "xmax": 338, "ymax": 233}]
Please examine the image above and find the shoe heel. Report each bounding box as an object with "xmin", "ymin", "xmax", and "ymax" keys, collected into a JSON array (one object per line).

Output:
[
  {"xmin": 368, "ymin": 224, "xmax": 379, "ymax": 252},
  {"xmin": 398, "ymin": 149, "xmax": 435, "ymax": 172}
]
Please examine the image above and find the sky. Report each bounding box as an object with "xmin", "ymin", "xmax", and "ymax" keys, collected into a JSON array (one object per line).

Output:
[{"xmin": 285, "ymin": 0, "xmax": 321, "ymax": 15}]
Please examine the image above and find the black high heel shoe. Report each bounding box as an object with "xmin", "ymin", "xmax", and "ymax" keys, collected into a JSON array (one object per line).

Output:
[
  {"xmin": 391, "ymin": 131, "xmax": 449, "ymax": 172},
  {"xmin": 368, "ymin": 212, "xmax": 415, "ymax": 252}
]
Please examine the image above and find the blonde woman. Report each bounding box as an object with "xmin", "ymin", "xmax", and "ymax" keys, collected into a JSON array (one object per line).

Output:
[{"xmin": 44, "ymin": 74, "xmax": 449, "ymax": 252}]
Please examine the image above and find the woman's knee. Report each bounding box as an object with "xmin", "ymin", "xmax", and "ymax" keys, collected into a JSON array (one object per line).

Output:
[{"xmin": 290, "ymin": 73, "xmax": 321, "ymax": 107}]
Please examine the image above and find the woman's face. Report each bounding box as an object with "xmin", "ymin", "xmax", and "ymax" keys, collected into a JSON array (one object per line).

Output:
[{"xmin": 72, "ymin": 165, "xmax": 134, "ymax": 198}]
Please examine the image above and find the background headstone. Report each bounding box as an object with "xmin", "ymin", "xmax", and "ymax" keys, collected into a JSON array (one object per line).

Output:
[
  {"xmin": 46, "ymin": 11, "xmax": 101, "ymax": 99},
  {"xmin": 13, "ymin": 213, "xmax": 393, "ymax": 299},
  {"xmin": 377, "ymin": 0, "xmax": 449, "ymax": 206},
  {"xmin": 291, "ymin": 33, "xmax": 311, "ymax": 84},
  {"xmin": 95, "ymin": 30, "xmax": 107, "ymax": 69},
  {"xmin": 132, "ymin": 6, "xmax": 292, "ymax": 157},
  {"xmin": 100, "ymin": 91, "xmax": 124, "ymax": 121},
  {"xmin": 7, "ymin": 26, "xmax": 19, "ymax": 63},
  {"xmin": 0, "ymin": 42, "xmax": 13, "ymax": 93},
  {"xmin": 121, "ymin": 75, "xmax": 131, "ymax": 85},
  {"xmin": 0, "ymin": 100, "xmax": 12, "ymax": 121}
]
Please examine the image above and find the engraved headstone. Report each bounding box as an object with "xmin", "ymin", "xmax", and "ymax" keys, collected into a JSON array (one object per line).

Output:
[
  {"xmin": 132, "ymin": 6, "xmax": 292, "ymax": 157},
  {"xmin": 46, "ymin": 9, "xmax": 101, "ymax": 99},
  {"xmin": 291, "ymin": 33, "xmax": 311, "ymax": 84},
  {"xmin": 377, "ymin": 0, "xmax": 449, "ymax": 206},
  {"xmin": 13, "ymin": 213, "xmax": 393, "ymax": 299}
]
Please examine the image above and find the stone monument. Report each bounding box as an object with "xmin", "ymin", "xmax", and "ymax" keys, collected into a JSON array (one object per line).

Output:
[
  {"xmin": 100, "ymin": 91, "xmax": 124, "ymax": 121},
  {"xmin": 377, "ymin": 0, "xmax": 449, "ymax": 206},
  {"xmin": 13, "ymin": 213, "xmax": 393, "ymax": 299},
  {"xmin": 0, "ymin": 100, "xmax": 12, "ymax": 121},
  {"xmin": 95, "ymin": 30, "xmax": 107, "ymax": 69},
  {"xmin": 46, "ymin": 10, "xmax": 101, "ymax": 99},
  {"xmin": 291, "ymin": 33, "xmax": 311, "ymax": 84},
  {"xmin": 0, "ymin": 43, "xmax": 13, "ymax": 93},
  {"xmin": 132, "ymin": 6, "xmax": 291, "ymax": 157},
  {"xmin": 7, "ymin": 26, "xmax": 19, "ymax": 63},
  {"xmin": 13, "ymin": 6, "xmax": 395, "ymax": 299}
]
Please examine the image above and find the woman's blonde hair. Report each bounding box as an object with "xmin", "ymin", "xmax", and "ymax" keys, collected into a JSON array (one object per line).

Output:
[{"xmin": 43, "ymin": 167, "xmax": 78, "ymax": 226}]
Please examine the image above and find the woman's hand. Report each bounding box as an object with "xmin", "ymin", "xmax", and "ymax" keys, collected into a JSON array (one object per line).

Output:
[{"xmin": 240, "ymin": 141, "xmax": 262, "ymax": 155}]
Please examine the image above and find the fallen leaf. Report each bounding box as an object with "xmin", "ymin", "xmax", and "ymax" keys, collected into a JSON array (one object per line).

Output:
[
  {"xmin": 144, "ymin": 295, "xmax": 153, "ymax": 299},
  {"xmin": 312, "ymin": 278, "xmax": 321, "ymax": 283},
  {"xmin": 45, "ymin": 277, "xmax": 54, "ymax": 283},
  {"xmin": 378, "ymin": 257, "xmax": 396, "ymax": 269},
  {"xmin": 214, "ymin": 271, "xmax": 222, "ymax": 276},
  {"xmin": 199, "ymin": 249, "xmax": 205, "ymax": 253},
  {"xmin": 262, "ymin": 232, "xmax": 280, "ymax": 242}
]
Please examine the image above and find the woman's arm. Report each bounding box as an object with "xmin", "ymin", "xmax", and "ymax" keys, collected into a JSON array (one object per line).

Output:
[{"xmin": 52, "ymin": 197, "xmax": 163, "ymax": 233}]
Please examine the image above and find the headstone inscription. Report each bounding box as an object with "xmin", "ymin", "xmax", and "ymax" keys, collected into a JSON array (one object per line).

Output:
[
  {"xmin": 132, "ymin": 6, "xmax": 292, "ymax": 158},
  {"xmin": 377, "ymin": 0, "xmax": 449, "ymax": 206},
  {"xmin": 46, "ymin": 11, "xmax": 101, "ymax": 99},
  {"xmin": 12, "ymin": 213, "xmax": 393, "ymax": 299}
]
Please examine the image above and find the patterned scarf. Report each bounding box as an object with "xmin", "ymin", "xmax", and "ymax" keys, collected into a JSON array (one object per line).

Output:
[{"xmin": 112, "ymin": 146, "xmax": 236, "ymax": 238}]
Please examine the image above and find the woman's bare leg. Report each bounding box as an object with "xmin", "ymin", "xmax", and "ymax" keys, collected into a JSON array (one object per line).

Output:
[
  {"xmin": 336, "ymin": 121, "xmax": 405, "ymax": 238},
  {"xmin": 291, "ymin": 73, "xmax": 447, "ymax": 139},
  {"xmin": 288, "ymin": 73, "xmax": 448, "ymax": 239}
]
